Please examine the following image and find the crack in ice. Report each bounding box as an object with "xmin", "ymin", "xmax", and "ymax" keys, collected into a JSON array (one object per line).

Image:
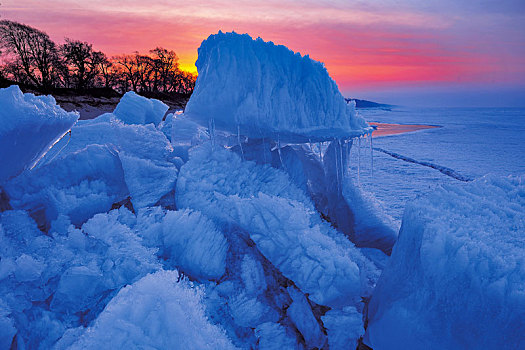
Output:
[{"xmin": 373, "ymin": 147, "xmax": 473, "ymax": 182}]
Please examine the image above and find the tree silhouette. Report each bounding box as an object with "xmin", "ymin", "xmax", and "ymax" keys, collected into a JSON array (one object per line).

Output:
[{"xmin": 0, "ymin": 20, "xmax": 60, "ymax": 89}]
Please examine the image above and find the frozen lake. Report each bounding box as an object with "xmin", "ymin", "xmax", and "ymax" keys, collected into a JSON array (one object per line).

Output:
[{"xmin": 348, "ymin": 107, "xmax": 525, "ymax": 226}]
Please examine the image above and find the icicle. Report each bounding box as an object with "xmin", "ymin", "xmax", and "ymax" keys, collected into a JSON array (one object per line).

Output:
[
  {"xmin": 339, "ymin": 139, "xmax": 344, "ymax": 179},
  {"xmin": 208, "ymin": 117, "xmax": 216, "ymax": 150},
  {"xmin": 318, "ymin": 142, "xmax": 323, "ymax": 163},
  {"xmin": 31, "ymin": 129, "xmax": 72, "ymax": 170},
  {"xmin": 369, "ymin": 132, "xmax": 374, "ymax": 178},
  {"xmin": 262, "ymin": 137, "xmax": 268, "ymax": 164},
  {"xmin": 277, "ymin": 135, "xmax": 285, "ymax": 170},
  {"xmin": 237, "ymin": 124, "xmax": 244, "ymax": 160},
  {"xmin": 334, "ymin": 140, "xmax": 340, "ymax": 194},
  {"xmin": 357, "ymin": 136, "xmax": 361, "ymax": 186},
  {"xmin": 347, "ymin": 139, "xmax": 352, "ymax": 176}
]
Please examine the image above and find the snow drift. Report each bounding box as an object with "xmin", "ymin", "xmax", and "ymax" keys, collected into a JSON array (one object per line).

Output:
[
  {"xmin": 365, "ymin": 175, "xmax": 525, "ymax": 350},
  {"xmin": 185, "ymin": 31, "xmax": 370, "ymax": 142}
]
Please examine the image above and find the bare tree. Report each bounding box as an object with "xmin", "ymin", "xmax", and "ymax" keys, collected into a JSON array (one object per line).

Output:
[
  {"xmin": 93, "ymin": 51, "xmax": 115, "ymax": 89},
  {"xmin": 60, "ymin": 39, "xmax": 103, "ymax": 90},
  {"xmin": 150, "ymin": 47, "xmax": 179, "ymax": 93},
  {"xmin": 0, "ymin": 20, "xmax": 197, "ymax": 95},
  {"xmin": 0, "ymin": 20, "xmax": 59, "ymax": 89},
  {"xmin": 114, "ymin": 53, "xmax": 140, "ymax": 92}
]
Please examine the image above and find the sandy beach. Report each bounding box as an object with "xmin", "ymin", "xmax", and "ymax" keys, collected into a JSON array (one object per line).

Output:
[{"xmin": 369, "ymin": 122, "xmax": 441, "ymax": 137}]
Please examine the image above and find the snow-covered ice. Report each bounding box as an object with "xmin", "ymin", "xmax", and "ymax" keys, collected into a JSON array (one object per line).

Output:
[{"xmin": 365, "ymin": 175, "xmax": 525, "ymax": 350}]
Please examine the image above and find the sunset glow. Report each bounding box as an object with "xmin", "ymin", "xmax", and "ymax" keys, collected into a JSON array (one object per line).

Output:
[{"xmin": 2, "ymin": 0, "xmax": 524, "ymax": 106}]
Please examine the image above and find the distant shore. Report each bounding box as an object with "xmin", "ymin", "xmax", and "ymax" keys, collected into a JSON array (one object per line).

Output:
[{"xmin": 369, "ymin": 122, "xmax": 441, "ymax": 137}]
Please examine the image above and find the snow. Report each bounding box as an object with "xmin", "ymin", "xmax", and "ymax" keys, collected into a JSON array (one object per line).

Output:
[
  {"xmin": 113, "ymin": 91, "xmax": 168, "ymax": 126},
  {"xmin": 64, "ymin": 270, "xmax": 237, "ymax": 350},
  {"xmin": 0, "ymin": 85, "xmax": 78, "ymax": 183},
  {"xmin": 352, "ymin": 106, "xmax": 525, "ymax": 226},
  {"xmin": 365, "ymin": 175, "xmax": 525, "ymax": 350},
  {"xmin": 185, "ymin": 31, "xmax": 370, "ymax": 142}
]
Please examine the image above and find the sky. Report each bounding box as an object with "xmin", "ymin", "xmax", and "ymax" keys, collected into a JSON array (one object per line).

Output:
[{"xmin": 2, "ymin": 0, "xmax": 525, "ymax": 107}]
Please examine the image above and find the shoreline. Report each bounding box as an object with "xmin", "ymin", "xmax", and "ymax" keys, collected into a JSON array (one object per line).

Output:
[{"xmin": 369, "ymin": 122, "xmax": 441, "ymax": 137}]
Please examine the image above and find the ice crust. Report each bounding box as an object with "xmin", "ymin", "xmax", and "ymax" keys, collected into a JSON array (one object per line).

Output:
[
  {"xmin": 365, "ymin": 175, "xmax": 525, "ymax": 350},
  {"xmin": 0, "ymin": 86, "xmax": 78, "ymax": 183},
  {"xmin": 185, "ymin": 31, "xmax": 370, "ymax": 142}
]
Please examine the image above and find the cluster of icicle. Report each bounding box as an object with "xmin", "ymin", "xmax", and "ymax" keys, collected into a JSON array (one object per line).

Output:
[{"xmin": 207, "ymin": 111, "xmax": 375, "ymax": 194}]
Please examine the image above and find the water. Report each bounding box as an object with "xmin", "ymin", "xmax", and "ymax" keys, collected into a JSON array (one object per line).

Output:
[{"xmin": 348, "ymin": 107, "xmax": 525, "ymax": 227}]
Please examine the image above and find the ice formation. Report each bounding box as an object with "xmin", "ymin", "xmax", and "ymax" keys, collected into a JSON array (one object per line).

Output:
[
  {"xmin": 185, "ymin": 31, "xmax": 370, "ymax": 142},
  {"xmin": 63, "ymin": 271, "xmax": 237, "ymax": 350},
  {"xmin": 113, "ymin": 91, "xmax": 169, "ymax": 126},
  {"xmin": 35, "ymin": 115, "xmax": 180, "ymax": 210},
  {"xmin": 136, "ymin": 208, "xmax": 229, "ymax": 281},
  {"xmin": 176, "ymin": 144, "xmax": 379, "ymax": 308},
  {"xmin": 365, "ymin": 175, "xmax": 525, "ymax": 349},
  {"xmin": 2, "ymin": 28, "xmax": 521, "ymax": 350},
  {"xmin": 4, "ymin": 145, "xmax": 129, "ymax": 228},
  {"xmin": 0, "ymin": 85, "xmax": 78, "ymax": 183},
  {"xmin": 0, "ymin": 209, "xmax": 159, "ymax": 348}
]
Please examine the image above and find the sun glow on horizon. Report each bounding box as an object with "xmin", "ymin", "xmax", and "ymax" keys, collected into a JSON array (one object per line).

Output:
[{"xmin": 2, "ymin": 0, "xmax": 524, "ymax": 105}]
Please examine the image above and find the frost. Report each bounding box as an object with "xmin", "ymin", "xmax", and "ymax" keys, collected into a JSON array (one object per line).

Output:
[{"xmin": 161, "ymin": 210, "xmax": 228, "ymax": 280}]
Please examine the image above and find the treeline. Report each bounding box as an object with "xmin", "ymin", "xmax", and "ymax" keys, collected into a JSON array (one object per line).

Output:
[{"xmin": 0, "ymin": 20, "xmax": 196, "ymax": 95}]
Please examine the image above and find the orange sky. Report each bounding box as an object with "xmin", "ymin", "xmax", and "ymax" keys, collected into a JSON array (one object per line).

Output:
[{"xmin": 2, "ymin": 0, "xmax": 525, "ymax": 106}]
